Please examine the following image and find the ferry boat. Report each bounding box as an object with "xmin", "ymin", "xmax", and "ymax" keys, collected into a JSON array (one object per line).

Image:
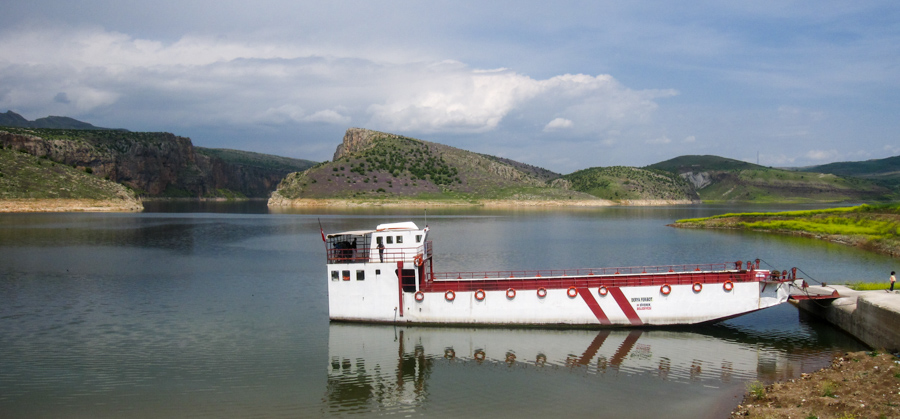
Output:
[{"xmin": 324, "ymin": 221, "xmax": 810, "ymax": 327}]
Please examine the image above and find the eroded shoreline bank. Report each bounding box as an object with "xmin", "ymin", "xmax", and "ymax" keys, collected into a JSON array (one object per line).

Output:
[{"xmin": 0, "ymin": 198, "xmax": 143, "ymax": 213}]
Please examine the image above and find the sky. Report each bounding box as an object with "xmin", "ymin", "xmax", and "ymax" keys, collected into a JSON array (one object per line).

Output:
[{"xmin": 1, "ymin": 1, "xmax": 898, "ymax": 173}]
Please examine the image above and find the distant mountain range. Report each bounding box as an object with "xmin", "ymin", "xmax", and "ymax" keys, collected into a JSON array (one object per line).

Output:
[
  {"xmin": 0, "ymin": 110, "xmax": 122, "ymax": 130},
  {"xmin": 2, "ymin": 112, "xmax": 898, "ymax": 204}
]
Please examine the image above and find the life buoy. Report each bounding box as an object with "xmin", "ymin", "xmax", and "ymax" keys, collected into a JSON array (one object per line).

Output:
[
  {"xmin": 444, "ymin": 348, "xmax": 455, "ymax": 359},
  {"xmin": 506, "ymin": 288, "xmax": 516, "ymax": 299},
  {"xmin": 445, "ymin": 290, "xmax": 455, "ymax": 301},
  {"xmin": 536, "ymin": 287, "xmax": 547, "ymax": 298},
  {"xmin": 414, "ymin": 291, "xmax": 425, "ymax": 301},
  {"xmin": 660, "ymin": 284, "xmax": 672, "ymax": 295},
  {"xmin": 723, "ymin": 281, "xmax": 734, "ymax": 291},
  {"xmin": 474, "ymin": 289, "xmax": 486, "ymax": 301},
  {"xmin": 413, "ymin": 254, "xmax": 424, "ymax": 267},
  {"xmin": 598, "ymin": 286, "xmax": 608, "ymax": 296},
  {"xmin": 567, "ymin": 287, "xmax": 578, "ymax": 298},
  {"xmin": 474, "ymin": 350, "xmax": 485, "ymax": 361},
  {"xmin": 692, "ymin": 282, "xmax": 702, "ymax": 293}
]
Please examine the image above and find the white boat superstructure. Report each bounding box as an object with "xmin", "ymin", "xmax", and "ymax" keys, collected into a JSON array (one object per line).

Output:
[{"xmin": 324, "ymin": 221, "xmax": 824, "ymax": 327}]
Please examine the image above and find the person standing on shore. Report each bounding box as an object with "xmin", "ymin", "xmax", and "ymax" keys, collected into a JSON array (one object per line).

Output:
[{"xmin": 891, "ymin": 271, "xmax": 896, "ymax": 292}]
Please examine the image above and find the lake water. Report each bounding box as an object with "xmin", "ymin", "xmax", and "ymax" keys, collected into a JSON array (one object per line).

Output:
[{"xmin": 1, "ymin": 202, "xmax": 893, "ymax": 418}]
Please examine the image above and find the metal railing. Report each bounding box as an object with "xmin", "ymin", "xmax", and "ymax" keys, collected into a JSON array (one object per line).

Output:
[{"xmin": 327, "ymin": 241, "xmax": 432, "ymax": 264}]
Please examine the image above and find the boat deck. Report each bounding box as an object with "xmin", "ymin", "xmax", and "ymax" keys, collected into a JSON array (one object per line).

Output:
[{"xmin": 421, "ymin": 262, "xmax": 770, "ymax": 293}]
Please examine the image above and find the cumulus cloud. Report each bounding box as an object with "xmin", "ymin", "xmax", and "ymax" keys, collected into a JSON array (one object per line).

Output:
[
  {"xmin": 543, "ymin": 117, "xmax": 573, "ymax": 131},
  {"xmin": 0, "ymin": 25, "xmax": 674, "ymax": 139},
  {"xmin": 683, "ymin": 135, "xmax": 696, "ymax": 143},
  {"xmin": 303, "ymin": 109, "xmax": 351, "ymax": 124}
]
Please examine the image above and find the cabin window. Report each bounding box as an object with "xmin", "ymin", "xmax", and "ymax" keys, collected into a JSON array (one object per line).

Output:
[
  {"xmin": 356, "ymin": 270, "xmax": 365, "ymax": 281},
  {"xmin": 376, "ymin": 236, "xmax": 383, "ymax": 245},
  {"xmin": 396, "ymin": 236, "xmax": 403, "ymax": 244},
  {"xmin": 416, "ymin": 235, "xmax": 422, "ymax": 243},
  {"xmin": 386, "ymin": 236, "xmax": 393, "ymax": 244},
  {"xmin": 375, "ymin": 269, "xmax": 381, "ymax": 275},
  {"xmin": 342, "ymin": 270, "xmax": 351, "ymax": 281},
  {"xmin": 331, "ymin": 271, "xmax": 339, "ymax": 281}
]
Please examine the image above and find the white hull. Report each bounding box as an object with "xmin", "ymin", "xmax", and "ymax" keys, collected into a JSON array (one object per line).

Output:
[{"xmin": 324, "ymin": 222, "xmax": 804, "ymax": 327}]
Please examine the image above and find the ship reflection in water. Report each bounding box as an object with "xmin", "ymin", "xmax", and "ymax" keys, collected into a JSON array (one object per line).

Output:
[{"xmin": 323, "ymin": 322, "xmax": 849, "ymax": 418}]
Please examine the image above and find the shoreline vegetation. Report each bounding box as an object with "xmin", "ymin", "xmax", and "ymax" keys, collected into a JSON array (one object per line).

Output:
[{"xmin": 672, "ymin": 203, "xmax": 900, "ymax": 258}]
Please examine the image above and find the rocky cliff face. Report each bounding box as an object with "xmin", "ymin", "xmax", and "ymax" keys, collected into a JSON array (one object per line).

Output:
[
  {"xmin": 333, "ymin": 128, "xmax": 401, "ymax": 161},
  {"xmin": 680, "ymin": 171, "xmax": 712, "ymax": 189},
  {"xmin": 0, "ymin": 129, "xmax": 288, "ymax": 197}
]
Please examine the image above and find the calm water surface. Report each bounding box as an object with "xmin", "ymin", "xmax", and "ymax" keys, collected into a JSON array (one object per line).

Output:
[{"xmin": 1, "ymin": 202, "xmax": 891, "ymax": 418}]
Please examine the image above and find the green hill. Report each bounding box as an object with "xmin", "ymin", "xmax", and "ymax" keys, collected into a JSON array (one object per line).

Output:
[
  {"xmin": 0, "ymin": 144, "xmax": 138, "ymax": 201},
  {"xmin": 273, "ymin": 128, "xmax": 597, "ymax": 202},
  {"xmin": 195, "ymin": 147, "xmax": 317, "ymax": 174},
  {"xmin": 562, "ymin": 166, "xmax": 697, "ymax": 201},
  {"xmin": 648, "ymin": 155, "xmax": 894, "ymax": 203},
  {"xmin": 647, "ymin": 155, "xmax": 758, "ymax": 173},
  {"xmin": 798, "ymin": 155, "xmax": 900, "ymax": 190}
]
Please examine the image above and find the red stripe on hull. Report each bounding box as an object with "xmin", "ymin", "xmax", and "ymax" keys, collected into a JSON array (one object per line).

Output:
[
  {"xmin": 609, "ymin": 287, "xmax": 643, "ymax": 326},
  {"xmin": 578, "ymin": 288, "xmax": 612, "ymax": 325}
]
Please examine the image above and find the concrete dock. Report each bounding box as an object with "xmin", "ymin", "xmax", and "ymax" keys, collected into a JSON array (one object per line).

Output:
[{"xmin": 793, "ymin": 285, "xmax": 900, "ymax": 352}]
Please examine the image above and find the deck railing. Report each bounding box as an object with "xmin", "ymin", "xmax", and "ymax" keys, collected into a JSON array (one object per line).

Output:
[
  {"xmin": 327, "ymin": 241, "xmax": 432, "ymax": 264},
  {"xmin": 430, "ymin": 262, "xmax": 740, "ymax": 281}
]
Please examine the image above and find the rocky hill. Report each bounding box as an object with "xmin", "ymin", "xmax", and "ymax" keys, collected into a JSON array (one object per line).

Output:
[
  {"xmin": 0, "ymin": 126, "xmax": 316, "ymax": 198},
  {"xmin": 271, "ymin": 128, "xmax": 600, "ymax": 204},
  {"xmin": 647, "ymin": 155, "xmax": 894, "ymax": 203},
  {"xmin": 0, "ymin": 144, "xmax": 141, "ymax": 211}
]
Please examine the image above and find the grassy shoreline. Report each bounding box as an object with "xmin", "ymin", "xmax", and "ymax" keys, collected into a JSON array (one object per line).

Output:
[{"xmin": 672, "ymin": 203, "xmax": 900, "ymax": 258}]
